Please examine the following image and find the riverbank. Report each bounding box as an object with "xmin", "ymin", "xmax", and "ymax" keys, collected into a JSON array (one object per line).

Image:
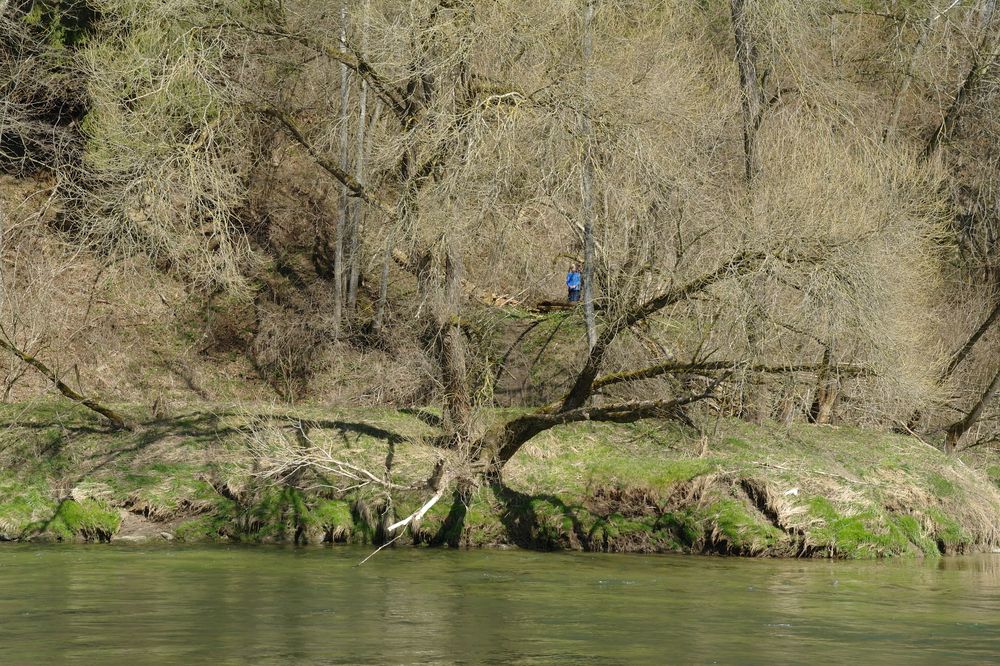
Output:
[{"xmin": 1, "ymin": 401, "xmax": 998, "ymax": 558}]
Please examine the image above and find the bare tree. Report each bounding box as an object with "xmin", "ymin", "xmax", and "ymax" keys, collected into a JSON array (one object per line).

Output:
[{"xmin": 579, "ymin": 0, "xmax": 598, "ymax": 351}]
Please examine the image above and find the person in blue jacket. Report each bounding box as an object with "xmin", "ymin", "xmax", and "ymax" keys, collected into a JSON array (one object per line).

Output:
[{"xmin": 566, "ymin": 263, "xmax": 582, "ymax": 302}]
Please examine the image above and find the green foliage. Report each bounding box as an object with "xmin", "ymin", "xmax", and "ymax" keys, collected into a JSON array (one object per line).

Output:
[
  {"xmin": 891, "ymin": 514, "xmax": 939, "ymax": 557},
  {"xmin": 21, "ymin": 0, "xmax": 98, "ymax": 48},
  {"xmin": 806, "ymin": 497, "xmax": 944, "ymax": 558},
  {"xmin": 0, "ymin": 405, "xmax": 995, "ymax": 556},
  {"xmin": 807, "ymin": 498, "xmax": 889, "ymax": 557}
]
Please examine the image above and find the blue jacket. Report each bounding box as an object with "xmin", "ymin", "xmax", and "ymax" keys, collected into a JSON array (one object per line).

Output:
[{"xmin": 566, "ymin": 270, "xmax": 582, "ymax": 290}]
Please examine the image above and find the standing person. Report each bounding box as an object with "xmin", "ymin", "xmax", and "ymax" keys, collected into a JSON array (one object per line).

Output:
[{"xmin": 566, "ymin": 263, "xmax": 582, "ymax": 303}]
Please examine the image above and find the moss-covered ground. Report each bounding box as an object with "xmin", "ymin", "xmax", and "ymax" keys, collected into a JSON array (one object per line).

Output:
[{"xmin": 0, "ymin": 400, "xmax": 998, "ymax": 558}]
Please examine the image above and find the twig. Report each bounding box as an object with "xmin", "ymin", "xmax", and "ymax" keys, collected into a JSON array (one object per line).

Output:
[
  {"xmin": 894, "ymin": 419, "xmax": 942, "ymax": 452},
  {"xmin": 750, "ymin": 460, "xmax": 873, "ymax": 486},
  {"xmin": 357, "ymin": 531, "xmax": 406, "ymax": 566}
]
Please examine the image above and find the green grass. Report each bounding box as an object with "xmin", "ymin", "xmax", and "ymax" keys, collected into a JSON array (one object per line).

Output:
[
  {"xmin": 0, "ymin": 400, "xmax": 996, "ymax": 556},
  {"xmin": 706, "ymin": 498, "xmax": 783, "ymax": 554},
  {"xmin": 986, "ymin": 465, "xmax": 1000, "ymax": 490},
  {"xmin": 37, "ymin": 499, "xmax": 121, "ymax": 542},
  {"xmin": 0, "ymin": 475, "xmax": 55, "ymax": 538},
  {"xmin": 928, "ymin": 473, "xmax": 957, "ymax": 497},
  {"xmin": 804, "ymin": 497, "xmax": 946, "ymax": 558}
]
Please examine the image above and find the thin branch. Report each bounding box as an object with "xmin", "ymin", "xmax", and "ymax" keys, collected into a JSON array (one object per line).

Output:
[{"xmin": 590, "ymin": 360, "xmax": 870, "ymax": 393}]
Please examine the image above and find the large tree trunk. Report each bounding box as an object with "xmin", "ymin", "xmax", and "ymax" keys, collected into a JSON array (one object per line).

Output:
[
  {"xmin": 483, "ymin": 388, "xmax": 722, "ymax": 477},
  {"xmin": 559, "ymin": 252, "xmax": 762, "ymax": 413},
  {"xmin": 440, "ymin": 247, "xmax": 472, "ymax": 441}
]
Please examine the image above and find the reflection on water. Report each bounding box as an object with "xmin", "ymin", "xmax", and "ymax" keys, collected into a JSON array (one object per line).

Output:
[{"xmin": 1, "ymin": 545, "xmax": 998, "ymax": 664}]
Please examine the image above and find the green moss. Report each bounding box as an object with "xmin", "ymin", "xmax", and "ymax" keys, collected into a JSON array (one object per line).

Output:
[
  {"xmin": 38, "ymin": 499, "xmax": 120, "ymax": 541},
  {"xmin": 806, "ymin": 498, "xmax": 929, "ymax": 558},
  {"xmin": 705, "ymin": 498, "xmax": 782, "ymax": 553},
  {"xmin": 807, "ymin": 497, "xmax": 877, "ymax": 557},
  {"xmin": 657, "ymin": 510, "xmax": 702, "ymax": 547},
  {"xmin": 0, "ymin": 403, "xmax": 995, "ymax": 556},
  {"xmin": 237, "ymin": 486, "xmax": 309, "ymax": 541},
  {"xmin": 0, "ymin": 475, "xmax": 54, "ymax": 537},
  {"xmin": 105, "ymin": 464, "xmax": 219, "ymax": 519},
  {"xmin": 527, "ymin": 497, "xmax": 574, "ymax": 547},
  {"xmin": 308, "ymin": 499, "xmax": 354, "ymax": 532},
  {"xmin": 174, "ymin": 515, "xmax": 225, "ymax": 542},
  {"xmin": 721, "ymin": 437, "xmax": 750, "ymax": 451},
  {"xmin": 460, "ymin": 498, "xmax": 507, "ymax": 547},
  {"xmin": 588, "ymin": 513, "xmax": 682, "ymax": 552}
]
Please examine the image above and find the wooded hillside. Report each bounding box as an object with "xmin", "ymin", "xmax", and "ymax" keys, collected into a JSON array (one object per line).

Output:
[{"xmin": 2, "ymin": 0, "xmax": 1000, "ymax": 475}]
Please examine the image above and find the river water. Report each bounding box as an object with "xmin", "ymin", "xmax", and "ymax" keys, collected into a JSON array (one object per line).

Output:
[{"xmin": 1, "ymin": 545, "xmax": 998, "ymax": 664}]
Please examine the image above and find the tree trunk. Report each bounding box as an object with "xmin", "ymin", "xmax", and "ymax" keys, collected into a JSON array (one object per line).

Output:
[
  {"xmin": 943, "ymin": 297, "xmax": 1000, "ymax": 382},
  {"xmin": 559, "ymin": 251, "xmax": 762, "ymax": 413},
  {"xmin": 742, "ymin": 299, "xmax": 769, "ymax": 424},
  {"xmin": 333, "ymin": 4, "xmax": 350, "ymax": 334},
  {"xmin": 485, "ymin": 389, "xmax": 721, "ymax": 476},
  {"xmin": 347, "ymin": 0, "xmax": 370, "ymax": 312},
  {"xmin": 923, "ymin": 6, "xmax": 997, "ymax": 158},
  {"xmin": 730, "ymin": 0, "xmax": 764, "ymax": 184},
  {"xmin": 905, "ymin": 296, "xmax": 1000, "ymax": 431},
  {"xmin": 579, "ymin": 0, "xmax": 598, "ymax": 351},
  {"xmin": 731, "ymin": 0, "xmax": 768, "ymax": 418},
  {"xmin": 346, "ymin": 80, "xmax": 366, "ymax": 311},
  {"xmin": 373, "ymin": 236, "xmax": 392, "ymax": 335},
  {"xmin": 809, "ymin": 347, "xmax": 838, "ymax": 425},
  {"xmin": 945, "ymin": 364, "xmax": 1000, "ymax": 454},
  {"xmin": 884, "ymin": 5, "xmax": 934, "ymax": 141},
  {"xmin": 440, "ymin": 247, "xmax": 472, "ymax": 441}
]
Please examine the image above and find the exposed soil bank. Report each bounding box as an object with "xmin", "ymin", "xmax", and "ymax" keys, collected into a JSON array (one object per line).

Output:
[{"xmin": 2, "ymin": 402, "xmax": 999, "ymax": 558}]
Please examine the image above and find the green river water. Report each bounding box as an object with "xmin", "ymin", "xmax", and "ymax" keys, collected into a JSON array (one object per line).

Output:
[{"xmin": 1, "ymin": 545, "xmax": 998, "ymax": 664}]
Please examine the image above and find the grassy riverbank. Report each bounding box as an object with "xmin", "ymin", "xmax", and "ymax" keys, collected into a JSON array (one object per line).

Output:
[{"xmin": 1, "ymin": 400, "xmax": 998, "ymax": 558}]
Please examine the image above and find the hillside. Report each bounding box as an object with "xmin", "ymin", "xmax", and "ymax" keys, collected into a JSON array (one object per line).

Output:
[{"xmin": 2, "ymin": 1, "xmax": 1000, "ymax": 554}]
